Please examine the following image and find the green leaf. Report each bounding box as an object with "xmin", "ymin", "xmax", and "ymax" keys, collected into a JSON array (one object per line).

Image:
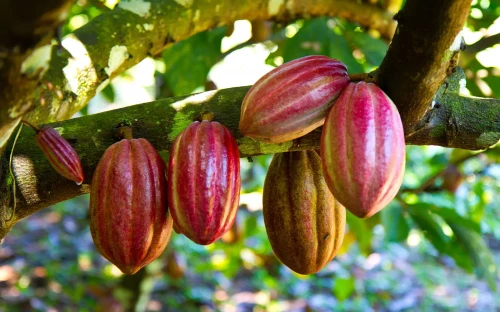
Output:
[
  {"xmin": 333, "ymin": 277, "xmax": 355, "ymax": 301},
  {"xmin": 282, "ymin": 18, "xmax": 332, "ymax": 62},
  {"xmin": 162, "ymin": 27, "xmax": 226, "ymax": 96},
  {"xmin": 449, "ymin": 222, "xmax": 498, "ymax": 291},
  {"xmin": 344, "ymin": 27, "xmax": 388, "ymax": 67},
  {"xmin": 100, "ymin": 83, "xmax": 115, "ymax": 102},
  {"xmin": 484, "ymin": 145, "xmax": 500, "ymax": 162},
  {"xmin": 412, "ymin": 201, "xmax": 480, "ymax": 233},
  {"xmin": 408, "ymin": 205, "xmax": 450, "ymax": 254},
  {"xmin": 328, "ymin": 32, "xmax": 364, "ymax": 73},
  {"xmin": 381, "ymin": 202, "xmax": 410, "ymax": 242},
  {"xmin": 408, "ymin": 203, "xmax": 475, "ymax": 272},
  {"xmin": 346, "ymin": 213, "xmax": 373, "ymax": 254}
]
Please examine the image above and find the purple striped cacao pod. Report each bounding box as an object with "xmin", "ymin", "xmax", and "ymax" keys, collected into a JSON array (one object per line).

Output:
[
  {"xmin": 263, "ymin": 151, "xmax": 346, "ymax": 275},
  {"xmin": 89, "ymin": 138, "xmax": 173, "ymax": 274},
  {"xmin": 239, "ymin": 55, "xmax": 350, "ymax": 143},
  {"xmin": 168, "ymin": 120, "xmax": 241, "ymax": 245},
  {"xmin": 36, "ymin": 127, "xmax": 84, "ymax": 184},
  {"xmin": 320, "ymin": 82, "xmax": 406, "ymax": 218}
]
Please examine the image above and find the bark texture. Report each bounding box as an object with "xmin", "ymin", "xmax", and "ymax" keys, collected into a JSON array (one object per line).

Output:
[{"xmin": 0, "ymin": 0, "xmax": 396, "ymax": 149}]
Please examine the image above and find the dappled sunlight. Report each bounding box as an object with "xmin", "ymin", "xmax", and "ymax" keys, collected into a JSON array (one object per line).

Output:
[
  {"xmin": 62, "ymin": 34, "xmax": 97, "ymax": 96},
  {"xmin": 170, "ymin": 90, "xmax": 218, "ymax": 111}
]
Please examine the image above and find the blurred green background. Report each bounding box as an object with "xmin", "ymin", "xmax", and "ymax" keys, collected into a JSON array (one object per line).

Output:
[{"xmin": 2, "ymin": 0, "xmax": 500, "ymax": 311}]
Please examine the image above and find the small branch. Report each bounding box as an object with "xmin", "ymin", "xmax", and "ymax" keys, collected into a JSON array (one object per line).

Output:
[
  {"xmin": 465, "ymin": 33, "xmax": 500, "ymax": 56},
  {"xmin": 401, "ymin": 152, "xmax": 479, "ymax": 194}
]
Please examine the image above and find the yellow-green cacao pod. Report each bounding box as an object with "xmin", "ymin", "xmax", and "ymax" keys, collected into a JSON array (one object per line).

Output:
[{"xmin": 263, "ymin": 151, "xmax": 346, "ymax": 275}]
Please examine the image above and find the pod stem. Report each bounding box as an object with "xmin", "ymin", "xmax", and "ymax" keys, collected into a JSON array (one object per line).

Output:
[
  {"xmin": 21, "ymin": 118, "xmax": 40, "ymax": 132},
  {"xmin": 349, "ymin": 71, "xmax": 379, "ymax": 83},
  {"xmin": 117, "ymin": 126, "xmax": 134, "ymax": 140},
  {"xmin": 199, "ymin": 112, "xmax": 215, "ymax": 122}
]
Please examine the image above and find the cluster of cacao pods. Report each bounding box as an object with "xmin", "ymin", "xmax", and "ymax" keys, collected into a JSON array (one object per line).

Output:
[
  {"xmin": 240, "ymin": 55, "xmax": 406, "ymax": 274},
  {"xmin": 28, "ymin": 115, "xmax": 240, "ymax": 274},
  {"xmin": 88, "ymin": 116, "xmax": 241, "ymax": 274},
  {"xmin": 26, "ymin": 54, "xmax": 406, "ymax": 276}
]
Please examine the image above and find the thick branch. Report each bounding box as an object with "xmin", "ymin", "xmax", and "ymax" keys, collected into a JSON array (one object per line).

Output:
[
  {"xmin": 2, "ymin": 83, "xmax": 500, "ymax": 239},
  {"xmin": 1, "ymin": 0, "xmax": 396, "ymax": 149},
  {"xmin": 406, "ymin": 93, "xmax": 500, "ymax": 149},
  {"xmin": 377, "ymin": 0, "xmax": 471, "ymax": 134},
  {"xmin": 0, "ymin": 0, "xmax": 74, "ymax": 149}
]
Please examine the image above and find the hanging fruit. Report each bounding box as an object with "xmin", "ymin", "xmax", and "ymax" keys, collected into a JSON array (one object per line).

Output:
[
  {"xmin": 239, "ymin": 55, "xmax": 350, "ymax": 143},
  {"xmin": 263, "ymin": 151, "xmax": 346, "ymax": 275},
  {"xmin": 168, "ymin": 118, "xmax": 241, "ymax": 245},
  {"xmin": 321, "ymin": 82, "xmax": 406, "ymax": 218},
  {"xmin": 89, "ymin": 129, "xmax": 173, "ymax": 274}
]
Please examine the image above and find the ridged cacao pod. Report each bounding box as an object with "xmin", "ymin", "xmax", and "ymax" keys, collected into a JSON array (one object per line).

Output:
[
  {"xmin": 263, "ymin": 151, "xmax": 346, "ymax": 275},
  {"xmin": 90, "ymin": 138, "xmax": 173, "ymax": 274},
  {"xmin": 239, "ymin": 55, "xmax": 350, "ymax": 143},
  {"xmin": 321, "ymin": 82, "xmax": 406, "ymax": 218},
  {"xmin": 36, "ymin": 127, "xmax": 84, "ymax": 184},
  {"xmin": 168, "ymin": 120, "xmax": 241, "ymax": 245}
]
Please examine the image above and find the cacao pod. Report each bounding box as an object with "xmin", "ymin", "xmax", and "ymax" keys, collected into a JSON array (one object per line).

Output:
[
  {"xmin": 168, "ymin": 120, "xmax": 241, "ymax": 245},
  {"xmin": 90, "ymin": 138, "xmax": 173, "ymax": 274},
  {"xmin": 321, "ymin": 82, "xmax": 406, "ymax": 218},
  {"xmin": 164, "ymin": 252, "xmax": 184, "ymax": 279},
  {"xmin": 239, "ymin": 55, "xmax": 350, "ymax": 143},
  {"xmin": 442, "ymin": 165, "xmax": 464, "ymax": 193},
  {"xmin": 263, "ymin": 151, "xmax": 346, "ymax": 275},
  {"xmin": 36, "ymin": 127, "xmax": 84, "ymax": 184}
]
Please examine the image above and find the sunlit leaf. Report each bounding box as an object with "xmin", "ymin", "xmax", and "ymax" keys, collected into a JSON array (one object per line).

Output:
[
  {"xmin": 449, "ymin": 222, "xmax": 498, "ymax": 291},
  {"xmin": 346, "ymin": 213, "xmax": 373, "ymax": 254},
  {"xmin": 162, "ymin": 27, "xmax": 226, "ymax": 96},
  {"xmin": 381, "ymin": 202, "xmax": 410, "ymax": 242},
  {"xmin": 333, "ymin": 277, "xmax": 355, "ymax": 301},
  {"xmin": 344, "ymin": 27, "xmax": 388, "ymax": 67}
]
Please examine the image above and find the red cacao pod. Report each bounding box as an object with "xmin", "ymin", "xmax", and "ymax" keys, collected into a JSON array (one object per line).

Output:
[
  {"xmin": 239, "ymin": 55, "xmax": 350, "ymax": 143},
  {"xmin": 90, "ymin": 138, "xmax": 173, "ymax": 274},
  {"xmin": 36, "ymin": 127, "xmax": 84, "ymax": 184},
  {"xmin": 263, "ymin": 151, "xmax": 346, "ymax": 275},
  {"xmin": 321, "ymin": 82, "xmax": 406, "ymax": 218},
  {"xmin": 168, "ymin": 120, "xmax": 241, "ymax": 245}
]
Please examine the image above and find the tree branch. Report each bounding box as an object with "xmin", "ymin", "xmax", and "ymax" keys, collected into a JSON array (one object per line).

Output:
[
  {"xmin": 465, "ymin": 32, "xmax": 500, "ymax": 56},
  {"xmin": 460, "ymin": 32, "xmax": 500, "ymax": 66},
  {"xmin": 2, "ymin": 80, "xmax": 500, "ymax": 239},
  {"xmin": 376, "ymin": 0, "xmax": 471, "ymax": 134},
  {"xmin": 0, "ymin": 0, "xmax": 396, "ymax": 149},
  {"xmin": 0, "ymin": 0, "xmax": 74, "ymax": 150}
]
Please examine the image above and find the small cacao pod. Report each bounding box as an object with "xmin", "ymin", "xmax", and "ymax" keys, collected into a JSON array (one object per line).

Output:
[
  {"xmin": 36, "ymin": 127, "xmax": 84, "ymax": 184},
  {"xmin": 442, "ymin": 165, "xmax": 464, "ymax": 193},
  {"xmin": 239, "ymin": 55, "xmax": 350, "ymax": 143},
  {"xmin": 263, "ymin": 151, "xmax": 346, "ymax": 275},
  {"xmin": 90, "ymin": 138, "xmax": 173, "ymax": 274},
  {"xmin": 168, "ymin": 120, "xmax": 241, "ymax": 245},
  {"xmin": 321, "ymin": 82, "xmax": 406, "ymax": 218},
  {"xmin": 164, "ymin": 252, "xmax": 184, "ymax": 280}
]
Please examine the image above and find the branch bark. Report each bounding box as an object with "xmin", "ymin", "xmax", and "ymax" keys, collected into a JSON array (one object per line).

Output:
[
  {"xmin": 0, "ymin": 0, "xmax": 74, "ymax": 150},
  {"xmin": 0, "ymin": 0, "xmax": 396, "ymax": 149},
  {"xmin": 2, "ymin": 79, "xmax": 500, "ymax": 239},
  {"xmin": 376, "ymin": 0, "xmax": 471, "ymax": 134}
]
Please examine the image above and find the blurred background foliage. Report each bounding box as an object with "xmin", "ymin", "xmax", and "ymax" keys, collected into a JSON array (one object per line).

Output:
[{"xmin": 2, "ymin": 0, "xmax": 500, "ymax": 311}]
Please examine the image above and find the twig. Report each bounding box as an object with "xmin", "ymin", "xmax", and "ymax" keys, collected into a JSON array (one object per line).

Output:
[
  {"xmin": 400, "ymin": 152, "xmax": 480, "ymax": 194},
  {"xmin": 5, "ymin": 124, "xmax": 23, "ymax": 222}
]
